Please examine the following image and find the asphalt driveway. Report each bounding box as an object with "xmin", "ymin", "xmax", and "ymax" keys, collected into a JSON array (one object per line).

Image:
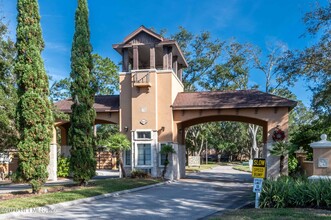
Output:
[{"xmin": 4, "ymin": 165, "xmax": 253, "ymax": 220}]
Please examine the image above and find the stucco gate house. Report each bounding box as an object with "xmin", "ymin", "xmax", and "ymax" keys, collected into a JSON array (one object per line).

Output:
[{"xmin": 52, "ymin": 26, "xmax": 296, "ymax": 181}]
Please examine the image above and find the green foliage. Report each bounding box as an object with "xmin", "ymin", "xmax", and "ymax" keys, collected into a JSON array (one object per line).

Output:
[
  {"xmin": 93, "ymin": 54, "xmax": 119, "ymax": 95},
  {"xmin": 96, "ymin": 124, "xmax": 119, "ymax": 147},
  {"xmin": 270, "ymin": 141, "xmax": 292, "ymax": 175},
  {"xmin": 15, "ymin": 0, "xmax": 54, "ymax": 193},
  {"xmin": 260, "ymin": 177, "xmax": 331, "ymax": 209},
  {"xmin": 160, "ymin": 144, "xmax": 176, "ymax": 178},
  {"xmin": 0, "ymin": 19, "xmax": 18, "ymax": 151},
  {"xmin": 131, "ymin": 169, "xmax": 151, "ymax": 178},
  {"xmin": 57, "ymin": 156, "xmax": 70, "ymax": 177},
  {"xmin": 269, "ymin": 141, "xmax": 291, "ymax": 157},
  {"xmin": 100, "ymin": 133, "xmax": 131, "ymax": 177},
  {"xmin": 50, "ymin": 78, "xmax": 71, "ymax": 102},
  {"xmin": 199, "ymin": 41, "xmax": 252, "ymax": 91},
  {"xmin": 278, "ymin": 2, "xmax": 331, "ymax": 115},
  {"xmin": 171, "ymin": 27, "xmax": 223, "ymax": 91},
  {"xmin": 160, "ymin": 145, "xmax": 176, "ymax": 158},
  {"xmin": 11, "ymin": 171, "xmax": 24, "ymax": 183},
  {"xmin": 290, "ymin": 117, "xmax": 331, "ymax": 154},
  {"xmin": 50, "ymin": 53, "xmax": 119, "ymax": 101},
  {"xmin": 288, "ymin": 155, "xmax": 299, "ymax": 176},
  {"xmin": 69, "ymin": 0, "xmax": 96, "ymax": 185},
  {"xmin": 100, "ymin": 133, "xmax": 131, "ymax": 151}
]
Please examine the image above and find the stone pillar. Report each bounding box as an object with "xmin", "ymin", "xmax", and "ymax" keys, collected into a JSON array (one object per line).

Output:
[
  {"xmin": 163, "ymin": 46, "xmax": 169, "ymax": 70},
  {"xmin": 265, "ymin": 123, "xmax": 285, "ymax": 179},
  {"xmin": 150, "ymin": 45, "xmax": 155, "ymax": 69},
  {"xmin": 173, "ymin": 56, "xmax": 178, "ymax": 75},
  {"xmin": 309, "ymin": 134, "xmax": 331, "ymax": 177},
  {"xmin": 48, "ymin": 126, "xmax": 57, "ymax": 181},
  {"xmin": 265, "ymin": 142, "xmax": 280, "ymax": 178},
  {"xmin": 168, "ymin": 47, "xmax": 173, "ymax": 70},
  {"xmin": 122, "ymin": 48, "xmax": 129, "ymax": 72},
  {"xmin": 178, "ymin": 67, "xmax": 183, "ymax": 81},
  {"xmin": 133, "ymin": 45, "xmax": 139, "ymax": 70},
  {"xmin": 93, "ymin": 125, "xmax": 97, "ymax": 137},
  {"xmin": 295, "ymin": 147, "xmax": 307, "ymax": 166}
]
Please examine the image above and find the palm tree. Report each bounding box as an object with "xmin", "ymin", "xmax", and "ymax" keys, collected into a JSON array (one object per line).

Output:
[
  {"xmin": 100, "ymin": 133, "xmax": 131, "ymax": 177},
  {"xmin": 160, "ymin": 145, "xmax": 176, "ymax": 179},
  {"xmin": 269, "ymin": 141, "xmax": 291, "ymax": 175}
]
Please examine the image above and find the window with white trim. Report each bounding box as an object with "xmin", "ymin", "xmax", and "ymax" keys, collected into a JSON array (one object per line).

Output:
[
  {"xmin": 136, "ymin": 131, "xmax": 152, "ymax": 140},
  {"xmin": 137, "ymin": 144, "xmax": 152, "ymax": 166},
  {"xmin": 124, "ymin": 149, "xmax": 131, "ymax": 166}
]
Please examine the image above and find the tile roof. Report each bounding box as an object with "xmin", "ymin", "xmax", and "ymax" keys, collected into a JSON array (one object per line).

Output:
[
  {"xmin": 54, "ymin": 95, "xmax": 119, "ymax": 113},
  {"xmin": 172, "ymin": 90, "xmax": 297, "ymax": 110}
]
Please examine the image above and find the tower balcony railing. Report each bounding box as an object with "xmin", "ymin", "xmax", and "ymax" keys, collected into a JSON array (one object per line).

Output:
[{"xmin": 132, "ymin": 70, "xmax": 151, "ymax": 87}]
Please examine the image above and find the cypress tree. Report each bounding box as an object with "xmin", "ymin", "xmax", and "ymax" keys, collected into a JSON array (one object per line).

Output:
[
  {"xmin": 15, "ymin": 0, "xmax": 54, "ymax": 193},
  {"xmin": 69, "ymin": 0, "xmax": 97, "ymax": 185}
]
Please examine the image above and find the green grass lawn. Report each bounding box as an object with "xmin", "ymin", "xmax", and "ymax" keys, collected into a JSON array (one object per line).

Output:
[
  {"xmin": 232, "ymin": 165, "xmax": 251, "ymax": 173},
  {"xmin": 0, "ymin": 178, "xmax": 160, "ymax": 214},
  {"xmin": 186, "ymin": 163, "xmax": 219, "ymax": 172},
  {"xmin": 211, "ymin": 208, "xmax": 331, "ymax": 220}
]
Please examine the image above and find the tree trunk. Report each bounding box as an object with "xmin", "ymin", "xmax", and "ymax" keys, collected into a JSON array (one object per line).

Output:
[
  {"xmin": 279, "ymin": 155, "xmax": 284, "ymax": 175},
  {"xmin": 162, "ymin": 154, "xmax": 169, "ymax": 179},
  {"xmin": 249, "ymin": 124, "xmax": 259, "ymax": 158},
  {"xmin": 118, "ymin": 151, "xmax": 126, "ymax": 177}
]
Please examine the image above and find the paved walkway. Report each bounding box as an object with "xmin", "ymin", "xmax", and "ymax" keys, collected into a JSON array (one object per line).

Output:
[
  {"xmin": 3, "ymin": 166, "xmax": 253, "ymax": 220},
  {"xmin": 0, "ymin": 170, "xmax": 119, "ymax": 194}
]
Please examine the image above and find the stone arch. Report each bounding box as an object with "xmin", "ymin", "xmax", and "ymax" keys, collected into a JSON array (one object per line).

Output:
[
  {"xmin": 178, "ymin": 114, "xmax": 268, "ymax": 144},
  {"xmin": 173, "ymin": 107, "xmax": 290, "ymax": 178}
]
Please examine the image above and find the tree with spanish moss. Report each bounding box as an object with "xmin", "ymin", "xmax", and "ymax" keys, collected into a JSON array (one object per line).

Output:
[
  {"xmin": 15, "ymin": 0, "xmax": 54, "ymax": 193},
  {"xmin": 69, "ymin": 0, "xmax": 97, "ymax": 185}
]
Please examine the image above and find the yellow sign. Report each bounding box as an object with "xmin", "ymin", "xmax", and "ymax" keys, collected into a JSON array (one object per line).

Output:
[{"xmin": 252, "ymin": 159, "xmax": 266, "ymax": 178}]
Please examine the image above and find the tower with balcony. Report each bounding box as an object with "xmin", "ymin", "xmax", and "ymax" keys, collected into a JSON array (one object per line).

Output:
[{"xmin": 113, "ymin": 26, "xmax": 188, "ymax": 178}]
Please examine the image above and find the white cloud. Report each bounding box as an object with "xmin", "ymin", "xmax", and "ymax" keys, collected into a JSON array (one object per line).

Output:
[{"xmin": 45, "ymin": 42, "xmax": 70, "ymax": 53}]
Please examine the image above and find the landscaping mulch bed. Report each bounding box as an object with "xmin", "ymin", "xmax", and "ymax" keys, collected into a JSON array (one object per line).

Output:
[{"xmin": 0, "ymin": 182, "xmax": 95, "ymax": 201}]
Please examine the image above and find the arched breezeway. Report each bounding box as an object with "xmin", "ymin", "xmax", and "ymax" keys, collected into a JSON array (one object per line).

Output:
[{"xmin": 171, "ymin": 91, "xmax": 295, "ymax": 179}]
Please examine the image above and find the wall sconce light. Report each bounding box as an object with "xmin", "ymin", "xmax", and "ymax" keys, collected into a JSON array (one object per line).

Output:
[
  {"xmin": 178, "ymin": 128, "xmax": 182, "ymax": 134},
  {"xmin": 161, "ymin": 126, "xmax": 165, "ymax": 132},
  {"xmin": 124, "ymin": 126, "xmax": 128, "ymax": 132}
]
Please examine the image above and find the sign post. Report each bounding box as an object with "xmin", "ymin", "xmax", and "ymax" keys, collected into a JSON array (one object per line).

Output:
[
  {"xmin": 253, "ymin": 178, "xmax": 263, "ymax": 208},
  {"xmin": 252, "ymin": 158, "xmax": 266, "ymax": 208}
]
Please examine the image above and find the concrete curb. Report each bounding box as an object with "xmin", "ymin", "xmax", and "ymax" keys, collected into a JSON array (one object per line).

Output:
[
  {"xmin": 199, "ymin": 200, "xmax": 253, "ymax": 220},
  {"xmin": 0, "ymin": 180, "xmax": 172, "ymax": 219}
]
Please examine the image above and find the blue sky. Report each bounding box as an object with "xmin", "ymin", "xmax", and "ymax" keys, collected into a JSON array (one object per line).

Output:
[{"xmin": 1, "ymin": 0, "xmax": 326, "ymax": 106}]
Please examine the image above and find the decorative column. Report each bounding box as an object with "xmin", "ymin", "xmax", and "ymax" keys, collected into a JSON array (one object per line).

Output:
[
  {"xmin": 163, "ymin": 46, "xmax": 169, "ymax": 70},
  {"xmin": 122, "ymin": 48, "xmax": 129, "ymax": 72},
  {"xmin": 167, "ymin": 47, "xmax": 173, "ymax": 70},
  {"xmin": 47, "ymin": 126, "xmax": 58, "ymax": 181},
  {"xmin": 150, "ymin": 45, "xmax": 155, "ymax": 69},
  {"xmin": 93, "ymin": 124, "xmax": 97, "ymax": 137},
  {"xmin": 309, "ymin": 134, "xmax": 331, "ymax": 179},
  {"xmin": 133, "ymin": 45, "xmax": 139, "ymax": 70},
  {"xmin": 173, "ymin": 56, "xmax": 178, "ymax": 75},
  {"xmin": 178, "ymin": 67, "xmax": 183, "ymax": 81}
]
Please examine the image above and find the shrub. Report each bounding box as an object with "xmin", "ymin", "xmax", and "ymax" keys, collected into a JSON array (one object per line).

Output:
[
  {"xmin": 260, "ymin": 177, "xmax": 331, "ymax": 209},
  {"xmin": 260, "ymin": 176, "xmax": 292, "ymax": 208},
  {"xmin": 11, "ymin": 171, "xmax": 25, "ymax": 183},
  {"xmin": 131, "ymin": 170, "xmax": 150, "ymax": 178},
  {"xmin": 288, "ymin": 155, "xmax": 299, "ymax": 176},
  {"xmin": 57, "ymin": 156, "xmax": 70, "ymax": 177}
]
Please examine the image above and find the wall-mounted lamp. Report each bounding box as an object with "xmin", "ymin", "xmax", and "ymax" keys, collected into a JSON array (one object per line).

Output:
[
  {"xmin": 124, "ymin": 126, "xmax": 128, "ymax": 132},
  {"xmin": 178, "ymin": 128, "xmax": 182, "ymax": 134},
  {"xmin": 161, "ymin": 126, "xmax": 165, "ymax": 132}
]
